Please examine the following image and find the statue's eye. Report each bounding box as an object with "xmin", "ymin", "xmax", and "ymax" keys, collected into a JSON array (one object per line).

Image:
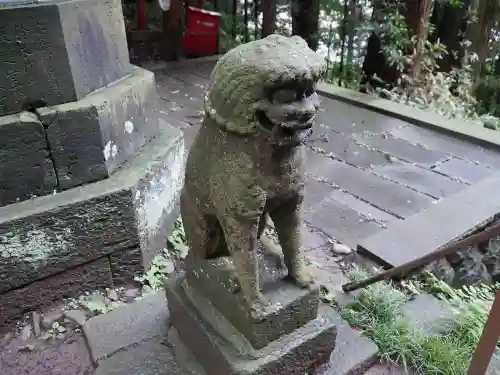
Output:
[{"xmin": 273, "ymin": 89, "xmax": 296, "ymax": 103}]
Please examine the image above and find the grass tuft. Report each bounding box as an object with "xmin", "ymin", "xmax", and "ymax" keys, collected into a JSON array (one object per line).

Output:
[{"xmin": 340, "ymin": 266, "xmax": 496, "ymax": 375}]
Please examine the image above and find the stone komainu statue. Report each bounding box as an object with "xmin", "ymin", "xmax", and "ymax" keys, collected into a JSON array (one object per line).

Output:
[{"xmin": 181, "ymin": 34, "xmax": 326, "ymax": 318}]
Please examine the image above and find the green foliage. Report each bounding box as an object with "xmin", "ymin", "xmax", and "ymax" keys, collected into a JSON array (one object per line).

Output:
[{"xmin": 341, "ymin": 267, "xmax": 498, "ymax": 375}]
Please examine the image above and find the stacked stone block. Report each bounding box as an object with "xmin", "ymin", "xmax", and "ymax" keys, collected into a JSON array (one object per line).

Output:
[{"xmin": 0, "ymin": 0, "xmax": 185, "ymax": 324}]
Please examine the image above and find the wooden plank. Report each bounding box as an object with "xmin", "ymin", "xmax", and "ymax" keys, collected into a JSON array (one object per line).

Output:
[{"xmin": 357, "ymin": 173, "xmax": 500, "ymax": 268}]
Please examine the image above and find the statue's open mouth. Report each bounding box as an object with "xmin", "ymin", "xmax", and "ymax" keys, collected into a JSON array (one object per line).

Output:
[{"xmin": 256, "ymin": 110, "xmax": 314, "ymax": 147}]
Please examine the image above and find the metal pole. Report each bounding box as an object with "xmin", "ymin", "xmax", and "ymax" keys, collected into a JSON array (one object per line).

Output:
[
  {"xmin": 467, "ymin": 291, "xmax": 500, "ymax": 375},
  {"xmin": 342, "ymin": 221, "xmax": 500, "ymax": 293}
]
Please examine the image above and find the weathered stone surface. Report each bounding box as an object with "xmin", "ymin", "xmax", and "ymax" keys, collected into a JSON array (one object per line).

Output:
[
  {"xmin": 0, "ymin": 112, "xmax": 57, "ymax": 207},
  {"xmin": 371, "ymin": 163, "xmax": 466, "ymax": 199},
  {"xmin": 319, "ymin": 308, "xmax": 378, "ymax": 375},
  {"xmin": 303, "ymin": 177, "xmax": 336, "ymax": 211},
  {"xmin": 94, "ymin": 338, "xmax": 184, "ymax": 375},
  {"xmin": 37, "ymin": 67, "xmax": 160, "ymax": 190},
  {"xmin": 326, "ymin": 189, "xmax": 399, "ymax": 226},
  {"xmin": 108, "ymin": 248, "xmax": 143, "ymax": 286},
  {"xmin": 308, "ymin": 131, "xmax": 393, "ymax": 169},
  {"xmin": 184, "ymin": 251, "xmax": 320, "ymax": 350},
  {"xmin": 0, "ymin": 0, "xmax": 131, "ymax": 116},
  {"xmin": 357, "ymin": 173, "xmax": 500, "ymax": 268},
  {"xmin": 165, "ymin": 276, "xmax": 337, "ymax": 375},
  {"xmin": 354, "ymin": 132, "xmax": 449, "ymax": 167},
  {"xmin": 447, "ymin": 246, "xmax": 492, "ymax": 287},
  {"xmin": 0, "ymin": 123, "xmax": 184, "ymax": 293},
  {"xmin": 166, "ymin": 327, "xmax": 208, "ymax": 375},
  {"xmin": 302, "ymin": 224, "xmax": 331, "ymax": 250},
  {"xmin": 391, "ymin": 124, "xmax": 500, "ymax": 168},
  {"xmin": 315, "ymin": 96, "xmax": 408, "ymax": 135},
  {"xmin": 0, "ymin": 333, "xmax": 94, "ymax": 375},
  {"xmin": 181, "ymin": 35, "xmax": 325, "ymax": 328},
  {"xmin": 83, "ymin": 292, "xmax": 169, "ymax": 361},
  {"xmin": 362, "ymin": 363, "xmax": 409, "ymax": 375},
  {"xmin": 0, "ymin": 257, "xmax": 112, "ymax": 325},
  {"xmin": 304, "ymin": 197, "xmax": 384, "ymax": 250},
  {"xmin": 403, "ymin": 294, "xmax": 454, "ymax": 336},
  {"xmin": 483, "ymin": 235, "xmax": 500, "ymax": 282},
  {"xmin": 433, "ymin": 157, "xmax": 494, "ymax": 184},
  {"xmin": 308, "ymin": 157, "xmax": 434, "ymax": 219}
]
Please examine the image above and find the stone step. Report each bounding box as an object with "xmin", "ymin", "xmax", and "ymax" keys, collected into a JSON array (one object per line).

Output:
[
  {"xmin": 357, "ymin": 173, "xmax": 500, "ymax": 271},
  {"xmin": 0, "ymin": 122, "xmax": 184, "ymax": 323},
  {"xmin": 87, "ymin": 292, "xmax": 378, "ymax": 375},
  {"xmin": 402, "ymin": 293, "xmax": 455, "ymax": 337},
  {"xmin": 83, "ymin": 292, "xmax": 169, "ymax": 362},
  {"xmin": 319, "ymin": 307, "xmax": 379, "ymax": 375}
]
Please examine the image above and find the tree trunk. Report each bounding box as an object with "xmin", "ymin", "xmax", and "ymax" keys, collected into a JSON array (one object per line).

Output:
[
  {"xmin": 231, "ymin": 0, "xmax": 237, "ymax": 39},
  {"xmin": 428, "ymin": 0, "xmax": 469, "ymax": 72},
  {"xmin": 253, "ymin": 0, "xmax": 260, "ymax": 39},
  {"xmin": 244, "ymin": 0, "xmax": 249, "ymax": 42},
  {"xmin": 346, "ymin": 0, "xmax": 360, "ymax": 81},
  {"xmin": 405, "ymin": 0, "xmax": 435, "ymax": 79},
  {"xmin": 261, "ymin": 0, "xmax": 277, "ymax": 37},
  {"xmin": 360, "ymin": 0, "xmax": 400, "ymax": 90},
  {"xmin": 162, "ymin": 0, "xmax": 186, "ymax": 61},
  {"xmin": 470, "ymin": 0, "xmax": 499, "ymax": 79},
  {"xmin": 291, "ymin": 0, "xmax": 320, "ymax": 50}
]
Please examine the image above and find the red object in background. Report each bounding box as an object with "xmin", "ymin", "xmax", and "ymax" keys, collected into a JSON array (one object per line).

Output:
[
  {"xmin": 183, "ymin": 7, "xmax": 221, "ymax": 57},
  {"xmin": 136, "ymin": 0, "xmax": 149, "ymax": 30}
]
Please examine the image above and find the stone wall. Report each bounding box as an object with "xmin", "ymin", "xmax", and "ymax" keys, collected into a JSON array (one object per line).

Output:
[
  {"xmin": 425, "ymin": 216, "xmax": 500, "ymax": 287},
  {"xmin": 0, "ymin": 0, "xmax": 184, "ymax": 324}
]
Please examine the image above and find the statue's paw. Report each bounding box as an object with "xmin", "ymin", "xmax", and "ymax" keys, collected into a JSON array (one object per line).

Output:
[
  {"xmin": 275, "ymin": 254, "xmax": 287, "ymax": 273},
  {"xmin": 249, "ymin": 294, "xmax": 273, "ymax": 321},
  {"xmin": 291, "ymin": 268, "xmax": 315, "ymax": 289}
]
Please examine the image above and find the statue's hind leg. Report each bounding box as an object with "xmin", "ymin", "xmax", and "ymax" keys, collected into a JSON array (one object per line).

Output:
[
  {"xmin": 180, "ymin": 191, "xmax": 210, "ymax": 262},
  {"xmin": 257, "ymin": 212, "xmax": 286, "ymax": 270}
]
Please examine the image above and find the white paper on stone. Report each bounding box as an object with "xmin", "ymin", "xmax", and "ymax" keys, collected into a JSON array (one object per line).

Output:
[{"xmin": 158, "ymin": 0, "xmax": 170, "ymax": 11}]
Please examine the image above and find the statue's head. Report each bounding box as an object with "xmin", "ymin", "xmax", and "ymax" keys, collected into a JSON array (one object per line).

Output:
[{"xmin": 204, "ymin": 34, "xmax": 326, "ymax": 147}]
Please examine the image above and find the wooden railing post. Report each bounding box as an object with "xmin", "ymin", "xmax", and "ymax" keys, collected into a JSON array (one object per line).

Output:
[{"xmin": 467, "ymin": 290, "xmax": 500, "ymax": 375}]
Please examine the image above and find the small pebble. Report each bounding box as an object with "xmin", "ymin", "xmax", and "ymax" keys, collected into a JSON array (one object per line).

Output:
[
  {"xmin": 20, "ymin": 324, "xmax": 32, "ymax": 341},
  {"xmin": 42, "ymin": 311, "xmax": 63, "ymax": 330},
  {"xmin": 332, "ymin": 243, "xmax": 353, "ymax": 255},
  {"xmin": 107, "ymin": 289, "xmax": 119, "ymax": 302}
]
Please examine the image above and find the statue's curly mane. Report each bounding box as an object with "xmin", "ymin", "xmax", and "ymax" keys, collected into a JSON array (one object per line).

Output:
[{"xmin": 204, "ymin": 34, "xmax": 326, "ymax": 135}]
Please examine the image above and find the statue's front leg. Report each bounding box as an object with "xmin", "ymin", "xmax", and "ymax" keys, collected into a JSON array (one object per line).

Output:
[{"xmin": 270, "ymin": 196, "xmax": 313, "ymax": 287}]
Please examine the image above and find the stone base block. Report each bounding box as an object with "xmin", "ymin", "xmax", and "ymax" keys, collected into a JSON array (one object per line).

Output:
[
  {"xmin": 0, "ymin": 257, "xmax": 112, "ymax": 327},
  {"xmin": 0, "ymin": 0, "xmax": 131, "ymax": 116},
  {"xmin": 185, "ymin": 250, "xmax": 320, "ymax": 350},
  {"xmin": 36, "ymin": 66, "xmax": 160, "ymax": 190},
  {"xmin": 0, "ymin": 112, "xmax": 58, "ymax": 207},
  {"xmin": 165, "ymin": 276, "xmax": 336, "ymax": 375},
  {"xmin": 0, "ymin": 121, "xmax": 184, "ymax": 297}
]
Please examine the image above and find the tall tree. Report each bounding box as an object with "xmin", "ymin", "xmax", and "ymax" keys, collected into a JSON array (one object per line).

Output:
[
  {"xmin": 470, "ymin": 0, "xmax": 500, "ymax": 79},
  {"xmin": 428, "ymin": 0, "xmax": 470, "ymax": 72},
  {"xmin": 360, "ymin": 0, "xmax": 436, "ymax": 90},
  {"xmin": 360, "ymin": 0, "xmax": 401, "ymax": 90},
  {"xmin": 405, "ymin": 0, "xmax": 435, "ymax": 79},
  {"xmin": 261, "ymin": 0, "xmax": 277, "ymax": 36},
  {"xmin": 291, "ymin": 0, "xmax": 320, "ymax": 50}
]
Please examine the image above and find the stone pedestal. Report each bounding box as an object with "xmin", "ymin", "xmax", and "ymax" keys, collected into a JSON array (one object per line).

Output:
[
  {"xmin": 165, "ymin": 249, "xmax": 337, "ymax": 375},
  {"xmin": 0, "ymin": 0, "xmax": 184, "ymax": 325}
]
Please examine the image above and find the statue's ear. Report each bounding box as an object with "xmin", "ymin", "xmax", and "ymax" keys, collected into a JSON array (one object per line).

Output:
[{"xmin": 204, "ymin": 98, "xmax": 260, "ymax": 135}]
